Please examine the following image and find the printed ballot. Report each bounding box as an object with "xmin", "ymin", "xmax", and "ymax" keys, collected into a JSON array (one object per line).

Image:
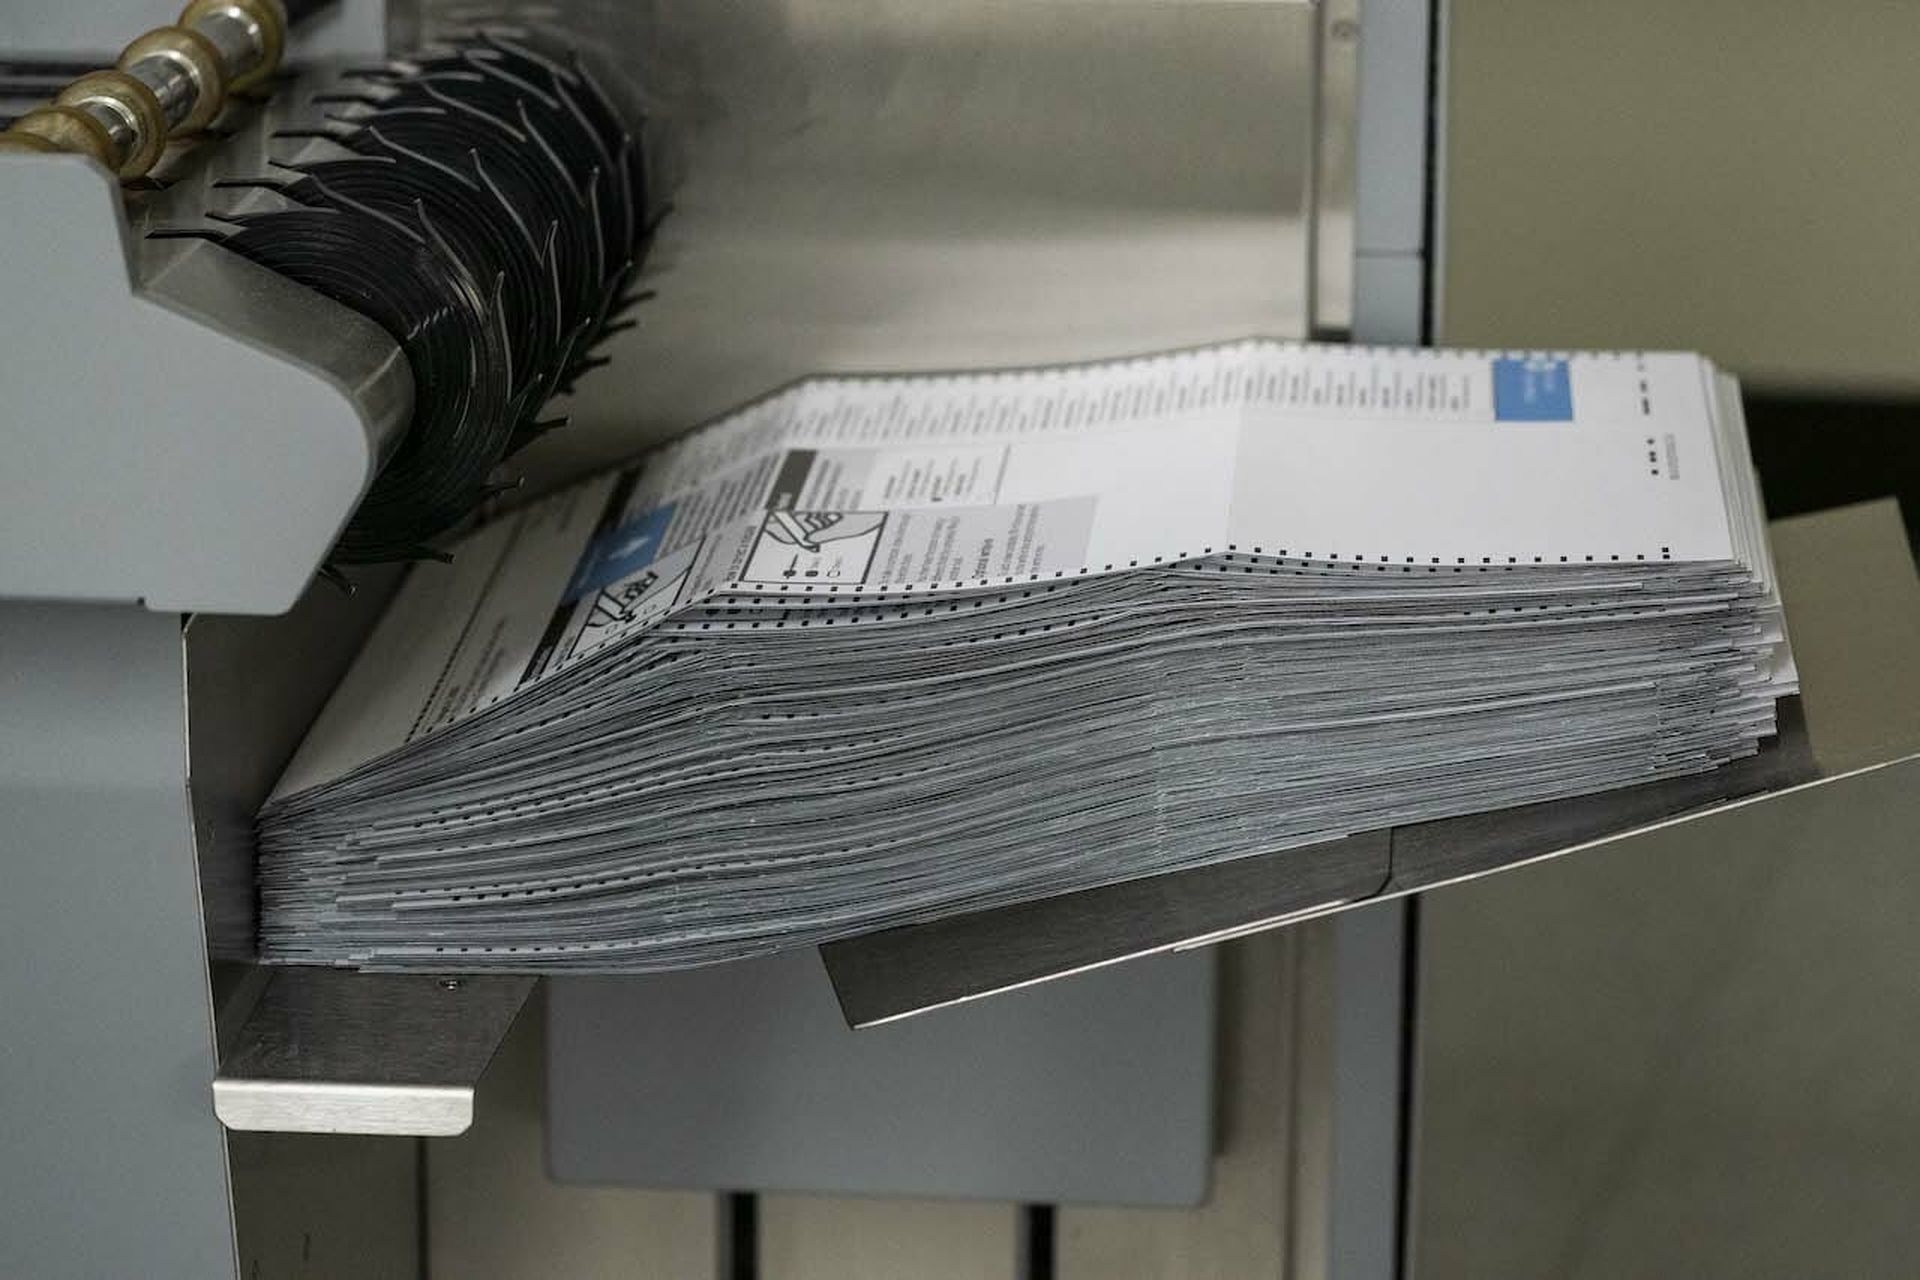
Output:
[{"xmin": 258, "ymin": 340, "xmax": 1796, "ymax": 970}]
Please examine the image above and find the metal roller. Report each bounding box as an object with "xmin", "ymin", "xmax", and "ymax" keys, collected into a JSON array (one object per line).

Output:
[{"xmin": 0, "ymin": 0, "xmax": 288, "ymax": 177}]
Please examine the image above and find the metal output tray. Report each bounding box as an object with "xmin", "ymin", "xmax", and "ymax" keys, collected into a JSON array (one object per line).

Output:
[
  {"xmin": 205, "ymin": 500, "xmax": 1920, "ymax": 1128},
  {"xmin": 822, "ymin": 498, "xmax": 1918, "ymax": 1023}
]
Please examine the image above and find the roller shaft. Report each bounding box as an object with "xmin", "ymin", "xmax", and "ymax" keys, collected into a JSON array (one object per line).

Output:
[{"xmin": 0, "ymin": 0, "xmax": 289, "ymax": 177}]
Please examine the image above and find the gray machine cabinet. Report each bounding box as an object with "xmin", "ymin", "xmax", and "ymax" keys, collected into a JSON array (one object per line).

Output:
[{"xmin": 0, "ymin": 606, "xmax": 235, "ymax": 1280}]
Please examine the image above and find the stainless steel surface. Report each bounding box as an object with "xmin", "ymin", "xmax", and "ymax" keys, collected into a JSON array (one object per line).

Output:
[
  {"xmin": 459, "ymin": 0, "xmax": 1324, "ymax": 491},
  {"xmin": 214, "ymin": 969, "xmax": 536, "ymax": 1136},
  {"xmin": 823, "ymin": 832, "xmax": 1389, "ymax": 1028},
  {"xmin": 0, "ymin": 603, "xmax": 237, "ymax": 1280},
  {"xmin": 219, "ymin": 1080, "xmax": 477, "ymax": 1137}
]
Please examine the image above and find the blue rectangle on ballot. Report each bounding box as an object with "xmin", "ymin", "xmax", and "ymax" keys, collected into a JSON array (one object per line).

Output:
[
  {"xmin": 1492, "ymin": 357, "xmax": 1573, "ymax": 421},
  {"xmin": 563, "ymin": 503, "xmax": 675, "ymax": 603}
]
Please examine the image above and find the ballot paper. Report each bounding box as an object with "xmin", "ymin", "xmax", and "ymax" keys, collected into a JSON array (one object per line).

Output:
[{"xmin": 258, "ymin": 340, "xmax": 1797, "ymax": 971}]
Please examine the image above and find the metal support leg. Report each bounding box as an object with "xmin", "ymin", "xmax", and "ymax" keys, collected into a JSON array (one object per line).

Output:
[{"xmin": 0, "ymin": 603, "xmax": 236, "ymax": 1280}]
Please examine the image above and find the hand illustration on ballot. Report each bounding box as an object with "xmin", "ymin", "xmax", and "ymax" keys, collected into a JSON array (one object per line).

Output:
[{"xmin": 762, "ymin": 510, "xmax": 887, "ymax": 553}]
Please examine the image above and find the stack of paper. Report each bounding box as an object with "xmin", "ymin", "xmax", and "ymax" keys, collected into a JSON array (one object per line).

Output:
[{"xmin": 257, "ymin": 341, "xmax": 1796, "ymax": 970}]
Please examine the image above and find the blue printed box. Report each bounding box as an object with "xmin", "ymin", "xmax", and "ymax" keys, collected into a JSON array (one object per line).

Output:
[
  {"xmin": 1492, "ymin": 356, "xmax": 1573, "ymax": 422},
  {"xmin": 563, "ymin": 504, "xmax": 676, "ymax": 603}
]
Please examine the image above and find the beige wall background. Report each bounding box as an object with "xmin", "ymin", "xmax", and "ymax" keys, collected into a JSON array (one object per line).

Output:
[{"xmin": 1440, "ymin": 0, "xmax": 1920, "ymax": 394}]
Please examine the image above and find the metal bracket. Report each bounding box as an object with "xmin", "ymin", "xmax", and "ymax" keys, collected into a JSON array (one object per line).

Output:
[{"xmin": 214, "ymin": 969, "xmax": 536, "ymax": 1137}]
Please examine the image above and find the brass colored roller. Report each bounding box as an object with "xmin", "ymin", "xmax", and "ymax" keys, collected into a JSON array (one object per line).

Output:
[
  {"xmin": 0, "ymin": 130, "xmax": 62, "ymax": 156},
  {"xmin": 120, "ymin": 25, "xmax": 229, "ymax": 135},
  {"xmin": 179, "ymin": 0, "xmax": 288, "ymax": 94},
  {"xmin": 56, "ymin": 71, "xmax": 169, "ymax": 177},
  {"xmin": 3, "ymin": 106, "xmax": 116, "ymax": 169},
  {"xmin": 0, "ymin": 0, "xmax": 288, "ymax": 176}
]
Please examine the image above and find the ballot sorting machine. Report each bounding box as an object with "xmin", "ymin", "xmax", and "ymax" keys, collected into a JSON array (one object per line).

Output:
[{"xmin": 3, "ymin": 2, "xmax": 1916, "ymax": 1277}]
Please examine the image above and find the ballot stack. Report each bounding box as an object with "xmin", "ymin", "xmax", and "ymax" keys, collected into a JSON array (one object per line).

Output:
[{"xmin": 257, "ymin": 340, "xmax": 1796, "ymax": 971}]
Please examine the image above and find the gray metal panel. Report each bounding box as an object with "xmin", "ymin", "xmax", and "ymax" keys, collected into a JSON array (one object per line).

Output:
[
  {"xmin": 1312, "ymin": 0, "xmax": 1361, "ymax": 335},
  {"xmin": 0, "ymin": 603, "xmax": 235, "ymax": 1280},
  {"xmin": 546, "ymin": 948, "xmax": 1216, "ymax": 1206},
  {"xmin": 0, "ymin": 149, "xmax": 407, "ymax": 614},
  {"xmin": 1350, "ymin": 0, "xmax": 1434, "ymax": 350},
  {"xmin": 0, "ymin": 0, "xmax": 388, "ymax": 59},
  {"xmin": 230, "ymin": 1132, "xmax": 420, "ymax": 1279},
  {"xmin": 0, "ymin": 33, "xmax": 418, "ymax": 616},
  {"xmin": 1351, "ymin": 252, "xmax": 1427, "ymax": 346},
  {"xmin": 1354, "ymin": 0, "xmax": 1433, "ymax": 259},
  {"xmin": 295, "ymin": 0, "xmax": 391, "ymax": 59},
  {"xmin": 1423, "ymin": 0, "xmax": 1453, "ymax": 342},
  {"xmin": 1324, "ymin": 903, "xmax": 1409, "ymax": 1280}
]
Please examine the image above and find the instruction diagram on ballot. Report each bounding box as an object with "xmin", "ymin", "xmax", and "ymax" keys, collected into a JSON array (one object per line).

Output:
[
  {"xmin": 742, "ymin": 498, "xmax": 1097, "ymax": 588},
  {"xmin": 740, "ymin": 443, "xmax": 1100, "ymax": 588},
  {"xmin": 744, "ymin": 509, "xmax": 889, "ymax": 584}
]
